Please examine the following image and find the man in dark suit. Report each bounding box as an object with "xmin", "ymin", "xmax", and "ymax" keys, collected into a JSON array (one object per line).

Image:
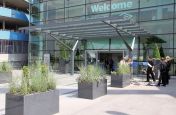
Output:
[
  {"xmin": 146, "ymin": 56, "xmax": 155, "ymax": 82},
  {"xmin": 158, "ymin": 57, "xmax": 167, "ymax": 86}
]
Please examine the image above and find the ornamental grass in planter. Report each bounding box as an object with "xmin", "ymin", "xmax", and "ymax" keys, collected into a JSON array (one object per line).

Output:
[
  {"xmin": 111, "ymin": 63, "xmax": 131, "ymax": 88},
  {"xmin": 6, "ymin": 63, "xmax": 59, "ymax": 115},
  {"xmin": 77, "ymin": 65, "xmax": 107, "ymax": 99},
  {"xmin": 0, "ymin": 62, "xmax": 12, "ymax": 84}
]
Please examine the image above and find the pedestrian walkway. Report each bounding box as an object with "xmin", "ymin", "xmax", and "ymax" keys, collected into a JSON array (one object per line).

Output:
[
  {"xmin": 0, "ymin": 72, "xmax": 176, "ymax": 115},
  {"xmin": 55, "ymin": 77, "xmax": 176, "ymax": 115}
]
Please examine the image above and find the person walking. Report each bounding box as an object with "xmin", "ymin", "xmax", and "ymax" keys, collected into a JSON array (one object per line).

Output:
[
  {"xmin": 120, "ymin": 57, "xmax": 127, "ymax": 65},
  {"xmin": 146, "ymin": 56, "xmax": 155, "ymax": 82},
  {"xmin": 104, "ymin": 58, "xmax": 109, "ymax": 70},
  {"xmin": 157, "ymin": 57, "xmax": 167, "ymax": 86},
  {"xmin": 109, "ymin": 58, "xmax": 114, "ymax": 72},
  {"xmin": 165, "ymin": 56, "xmax": 173, "ymax": 85}
]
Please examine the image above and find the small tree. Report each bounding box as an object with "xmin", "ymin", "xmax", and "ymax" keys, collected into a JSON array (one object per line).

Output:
[
  {"xmin": 153, "ymin": 43, "xmax": 161, "ymax": 60},
  {"xmin": 58, "ymin": 40, "xmax": 72, "ymax": 62}
]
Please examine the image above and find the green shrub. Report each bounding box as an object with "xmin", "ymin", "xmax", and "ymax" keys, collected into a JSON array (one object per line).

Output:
[
  {"xmin": 9, "ymin": 77, "xmax": 20, "ymax": 94},
  {"xmin": 153, "ymin": 43, "xmax": 161, "ymax": 60},
  {"xmin": 58, "ymin": 40, "xmax": 72, "ymax": 61},
  {"xmin": 47, "ymin": 74, "xmax": 56, "ymax": 90},
  {"xmin": 0, "ymin": 62, "xmax": 12, "ymax": 72},
  {"xmin": 30, "ymin": 75, "xmax": 48, "ymax": 93},
  {"xmin": 112, "ymin": 63, "xmax": 130, "ymax": 75},
  {"xmin": 118, "ymin": 64, "xmax": 130, "ymax": 74},
  {"xmin": 77, "ymin": 65, "xmax": 105, "ymax": 83},
  {"xmin": 9, "ymin": 63, "xmax": 56, "ymax": 95}
]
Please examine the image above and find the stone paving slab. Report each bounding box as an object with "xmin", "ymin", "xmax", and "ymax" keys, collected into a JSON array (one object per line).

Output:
[
  {"xmin": 55, "ymin": 78, "xmax": 176, "ymax": 115},
  {"xmin": 0, "ymin": 73, "xmax": 176, "ymax": 115}
]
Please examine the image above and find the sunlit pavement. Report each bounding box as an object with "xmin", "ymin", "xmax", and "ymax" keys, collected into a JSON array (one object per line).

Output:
[
  {"xmin": 0, "ymin": 71, "xmax": 176, "ymax": 115},
  {"xmin": 55, "ymin": 77, "xmax": 176, "ymax": 115}
]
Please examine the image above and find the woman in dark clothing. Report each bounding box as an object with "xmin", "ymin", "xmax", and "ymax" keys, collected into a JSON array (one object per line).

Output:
[
  {"xmin": 165, "ymin": 56, "xmax": 173, "ymax": 85},
  {"xmin": 109, "ymin": 58, "xmax": 114, "ymax": 72},
  {"xmin": 146, "ymin": 56, "xmax": 155, "ymax": 82},
  {"xmin": 158, "ymin": 57, "xmax": 167, "ymax": 86}
]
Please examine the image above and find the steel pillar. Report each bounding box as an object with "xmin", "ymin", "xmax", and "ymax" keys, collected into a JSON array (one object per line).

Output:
[{"xmin": 71, "ymin": 51, "xmax": 74, "ymax": 75}]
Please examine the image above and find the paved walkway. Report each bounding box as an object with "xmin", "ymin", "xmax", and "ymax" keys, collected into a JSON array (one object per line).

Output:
[
  {"xmin": 0, "ymin": 71, "xmax": 176, "ymax": 115},
  {"xmin": 55, "ymin": 77, "xmax": 176, "ymax": 115}
]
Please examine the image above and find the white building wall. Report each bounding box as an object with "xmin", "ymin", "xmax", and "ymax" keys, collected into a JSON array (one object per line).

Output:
[{"xmin": 0, "ymin": 54, "xmax": 27, "ymax": 62}]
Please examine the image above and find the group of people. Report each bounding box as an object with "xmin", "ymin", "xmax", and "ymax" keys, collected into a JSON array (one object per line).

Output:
[
  {"xmin": 146, "ymin": 56, "xmax": 173, "ymax": 87},
  {"xmin": 119, "ymin": 56, "xmax": 133, "ymax": 69},
  {"xmin": 104, "ymin": 55, "xmax": 173, "ymax": 87}
]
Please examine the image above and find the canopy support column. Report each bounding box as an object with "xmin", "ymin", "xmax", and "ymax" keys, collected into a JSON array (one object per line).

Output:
[
  {"xmin": 50, "ymin": 34, "xmax": 80, "ymax": 75},
  {"xmin": 85, "ymin": 50, "xmax": 87, "ymax": 67},
  {"xmin": 71, "ymin": 51, "xmax": 74, "ymax": 75},
  {"xmin": 102, "ymin": 21, "xmax": 133, "ymax": 51},
  {"xmin": 49, "ymin": 34, "xmax": 72, "ymax": 50},
  {"xmin": 71, "ymin": 40, "xmax": 79, "ymax": 75}
]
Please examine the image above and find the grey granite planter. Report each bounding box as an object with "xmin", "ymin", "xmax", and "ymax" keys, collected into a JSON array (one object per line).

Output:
[
  {"xmin": 0, "ymin": 72, "xmax": 12, "ymax": 84},
  {"xmin": 78, "ymin": 79, "xmax": 107, "ymax": 99},
  {"xmin": 5, "ymin": 90, "xmax": 59, "ymax": 115},
  {"xmin": 111, "ymin": 74, "xmax": 131, "ymax": 88}
]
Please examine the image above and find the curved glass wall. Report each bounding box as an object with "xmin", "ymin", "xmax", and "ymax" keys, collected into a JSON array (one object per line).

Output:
[{"xmin": 30, "ymin": 0, "xmax": 176, "ymax": 75}]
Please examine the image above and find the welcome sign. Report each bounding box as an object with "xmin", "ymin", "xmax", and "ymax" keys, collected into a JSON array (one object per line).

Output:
[{"xmin": 91, "ymin": 1, "xmax": 133, "ymax": 13}]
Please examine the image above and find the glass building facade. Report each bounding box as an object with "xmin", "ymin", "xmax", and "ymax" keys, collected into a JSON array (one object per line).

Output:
[{"xmin": 29, "ymin": 0, "xmax": 176, "ymax": 75}]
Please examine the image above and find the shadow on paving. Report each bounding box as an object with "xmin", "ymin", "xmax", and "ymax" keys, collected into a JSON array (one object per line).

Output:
[
  {"xmin": 59, "ymin": 78, "xmax": 176, "ymax": 98},
  {"xmin": 59, "ymin": 88, "xmax": 77, "ymax": 96},
  {"xmin": 107, "ymin": 89, "xmax": 176, "ymax": 98},
  {"xmin": 106, "ymin": 111, "xmax": 129, "ymax": 115},
  {"xmin": 108, "ymin": 78, "xmax": 176, "ymax": 98}
]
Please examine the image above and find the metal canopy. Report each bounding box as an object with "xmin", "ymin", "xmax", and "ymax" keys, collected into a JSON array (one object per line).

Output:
[
  {"xmin": 22, "ymin": 15, "xmax": 151, "ymax": 75},
  {"xmin": 23, "ymin": 16, "xmax": 150, "ymax": 40}
]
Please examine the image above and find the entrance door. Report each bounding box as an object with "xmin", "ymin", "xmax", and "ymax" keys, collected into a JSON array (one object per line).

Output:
[{"xmin": 98, "ymin": 52, "xmax": 123, "ymax": 73}]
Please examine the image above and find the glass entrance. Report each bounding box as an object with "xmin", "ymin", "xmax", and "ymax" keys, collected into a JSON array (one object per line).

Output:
[
  {"xmin": 85, "ymin": 50, "xmax": 124, "ymax": 74},
  {"xmin": 98, "ymin": 52, "xmax": 123, "ymax": 74}
]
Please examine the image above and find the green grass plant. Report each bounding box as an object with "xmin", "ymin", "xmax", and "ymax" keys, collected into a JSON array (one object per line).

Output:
[
  {"xmin": 111, "ymin": 63, "xmax": 130, "ymax": 75},
  {"xmin": 153, "ymin": 43, "xmax": 161, "ymax": 60},
  {"xmin": 77, "ymin": 65, "xmax": 105, "ymax": 83},
  {"xmin": 0, "ymin": 62, "xmax": 12, "ymax": 72},
  {"xmin": 9, "ymin": 63, "xmax": 56, "ymax": 95},
  {"xmin": 118, "ymin": 63, "xmax": 130, "ymax": 75}
]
